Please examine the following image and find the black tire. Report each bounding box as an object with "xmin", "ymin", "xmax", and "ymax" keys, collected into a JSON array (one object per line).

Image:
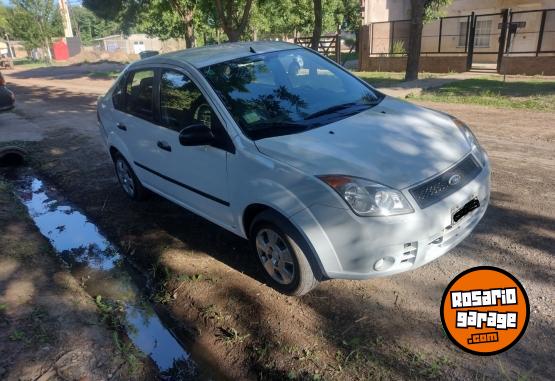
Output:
[
  {"xmin": 249, "ymin": 210, "xmax": 319, "ymax": 296},
  {"xmin": 113, "ymin": 153, "xmax": 148, "ymax": 201}
]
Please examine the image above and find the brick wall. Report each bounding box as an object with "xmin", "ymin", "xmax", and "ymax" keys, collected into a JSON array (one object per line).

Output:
[
  {"xmin": 500, "ymin": 56, "xmax": 555, "ymax": 76},
  {"xmin": 360, "ymin": 55, "xmax": 467, "ymax": 73}
]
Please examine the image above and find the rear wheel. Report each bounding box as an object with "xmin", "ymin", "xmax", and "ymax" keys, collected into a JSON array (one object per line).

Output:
[
  {"xmin": 250, "ymin": 210, "xmax": 319, "ymax": 296},
  {"xmin": 113, "ymin": 154, "xmax": 148, "ymax": 201}
]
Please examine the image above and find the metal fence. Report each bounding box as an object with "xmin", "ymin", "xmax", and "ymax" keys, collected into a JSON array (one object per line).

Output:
[
  {"xmin": 367, "ymin": 9, "xmax": 555, "ymax": 58},
  {"xmin": 507, "ymin": 9, "xmax": 555, "ymax": 55},
  {"xmin": 294, "ymin": 34, "xmax": 341, "ymax": 62}
]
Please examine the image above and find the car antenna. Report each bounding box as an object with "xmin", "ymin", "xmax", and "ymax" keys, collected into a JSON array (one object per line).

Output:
[{"xmin": 249, "ymin": 46, "xmax": 256, "ymax": 53}]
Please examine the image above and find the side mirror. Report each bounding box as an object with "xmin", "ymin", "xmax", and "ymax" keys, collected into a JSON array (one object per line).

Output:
[{"xmin": 179, "ymin": 123, "xmax": 215, "ymax": 146}]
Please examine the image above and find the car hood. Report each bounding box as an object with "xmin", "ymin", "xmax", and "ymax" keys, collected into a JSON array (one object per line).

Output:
[{"xmin": 254, "ymin": 97, "xmax": 471, "ymax": 189}]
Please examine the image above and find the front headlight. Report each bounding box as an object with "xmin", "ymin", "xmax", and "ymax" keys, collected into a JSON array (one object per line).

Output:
[
  {"xmin": 450, "ymin": 116, "xmax": 488, "ymax": 166},
  {"xmin": 318, "ymin": 175, "xmax": 414, "ymax": 217}
]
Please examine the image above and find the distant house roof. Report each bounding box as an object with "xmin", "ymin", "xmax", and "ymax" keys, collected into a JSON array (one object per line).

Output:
[
  {"xmin": 93, "ymin": 33, "xmax": 159, "ymax": 41},
  {"xmin": 93, "ymin": 34, "xmax": 124, "ymax": 41}
]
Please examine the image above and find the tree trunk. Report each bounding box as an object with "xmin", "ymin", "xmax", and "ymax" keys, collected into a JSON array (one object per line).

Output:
[
  {"xmin": 184, "ymin": 23, "xmax": 195, "ymax": 48},
  {"xmin": 168, "ymin": 0, "xmax": 196, "ymax": 48},
  {"xmin": 184, "ymin": 18, "xmax": 196, "ymax": 48},
  {"xmin": 311, "ymin": 0, "xmax": 322, "ymax": 50},
  {"xmin": 37, "ymin": 21, "xmax": 52, "ymax": 63},
  {"xmin": 405, "ymin": 0, "xmax": 425, "ymax": 81},
  {"xmin": 44, "ymin": 38, "xmax": 52, "ymax": 62},
  {"xmin": 226, "ymin": 30, "xmax": 241, "ymax": 42},
  {"xmin": 214, "ymin": 0, "xmax": 253, "ymax": 42}
]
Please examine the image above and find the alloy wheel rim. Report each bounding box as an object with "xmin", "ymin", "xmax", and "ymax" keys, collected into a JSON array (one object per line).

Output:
[
  {"xmin": 116, "ymin": 159, "xmax": 135, "ymax": 196},
  {"xmin": 255, "ymin": 228, "xmax": 295, "ymax": 285}
]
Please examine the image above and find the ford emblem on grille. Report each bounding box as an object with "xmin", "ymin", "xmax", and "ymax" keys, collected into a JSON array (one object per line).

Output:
[{"xmin": 448, "ymin": 174, "xmax": 462, "ymax": 186}]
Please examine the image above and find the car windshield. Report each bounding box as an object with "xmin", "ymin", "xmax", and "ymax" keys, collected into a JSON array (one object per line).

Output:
[{"xmin": 200, "ymin": 48, "xmax": 383, "ymax": 140}]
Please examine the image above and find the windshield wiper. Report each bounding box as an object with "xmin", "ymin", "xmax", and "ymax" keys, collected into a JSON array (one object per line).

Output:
[{"xmin": 305, "ymin": 102, "xmax": 373, "ymax": 120}]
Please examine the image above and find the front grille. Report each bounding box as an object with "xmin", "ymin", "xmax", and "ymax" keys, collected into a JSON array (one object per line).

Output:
[{"xmin": 409, "ymin": 155, "xmax": 481, "ymax": 209}]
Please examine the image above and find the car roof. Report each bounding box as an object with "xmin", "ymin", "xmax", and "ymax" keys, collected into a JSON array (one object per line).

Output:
[{"xmin": 138, "ymin": 41, "xmax": 301, "ymax": 69}]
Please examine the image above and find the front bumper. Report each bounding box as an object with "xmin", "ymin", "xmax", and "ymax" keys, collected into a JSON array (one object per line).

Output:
[{"xmin": 291, "ymin": 156, "xmax": 491, "ymax": 280}]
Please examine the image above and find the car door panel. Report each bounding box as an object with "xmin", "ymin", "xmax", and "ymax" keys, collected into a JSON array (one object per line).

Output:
[
  {"xmin": 154, "ymin": 68, "xmax": 232, "ymax": 227},
  {"xmin": 114, "ymin": 68, "xmax": 168, "ymax": 190}
]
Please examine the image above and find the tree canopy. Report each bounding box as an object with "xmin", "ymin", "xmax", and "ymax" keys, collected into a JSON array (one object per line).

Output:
[
  {"xmin": 70, "ymin": 6, "xmax": 121, "ymax": 44},
  {"xmin": 82, "ymin": 0, "xmax": 362, "ymax": 45},
  {"xmin": 7, "ymin": 0, "xmax": 63, "ymax": 58}
]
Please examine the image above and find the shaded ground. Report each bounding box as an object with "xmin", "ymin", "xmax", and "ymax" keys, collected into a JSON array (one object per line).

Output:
[
  {"xmin": 0, "ymin": 178, "xmax": 155, "ymax": 380},
  {"xmin": 0, "ymin": 66, "xmax": 553, "ymax": 380}
]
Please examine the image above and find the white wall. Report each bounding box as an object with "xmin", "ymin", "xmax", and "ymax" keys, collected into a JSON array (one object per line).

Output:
[{"xmin": 363, "ymin": 0, "xmax": 555, "ymax": 23}]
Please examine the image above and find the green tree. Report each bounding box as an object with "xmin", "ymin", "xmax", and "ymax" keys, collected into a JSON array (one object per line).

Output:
[
  {"xmin": 8, "ymin": 0, "xmax": 63, "ymax": 61},
  {"xmin": 340, "ymin": 0, "xmax": 362, "ymax": 52},
  {"xmin": 0, "ymin": 6, "xmax": 13, "ymax": 35},
  {"xmin": 82, "ymin": 0, "xmax": 144, "ymax": 35},
  {"xmin": 253, "ymin": 0, "xmax": 312, "ymax": 39},
  {"xmin": 84, "ymin": 0, "xmax": 199, "ymax": 48},
  {"xmin": 250, "ymin": 0, "xmax": 354, "ymax": 41},
  {"xmin": 71, "ymin": 6, "xmax": 120, "ymax": 44},
  {"xmin": 405, "ymin": 0, "xmax": 451, "ymax": 81},
  {"xmin": 213, "ymin": 0, "xmax": 253, "ymax": 42},
  {"xmin": 310, "ymin": 0, "xmax": 322, "ymax": 49},
  {"xmin": 139, "ymin": 0, "xmax": 197, "ymax": 48}
]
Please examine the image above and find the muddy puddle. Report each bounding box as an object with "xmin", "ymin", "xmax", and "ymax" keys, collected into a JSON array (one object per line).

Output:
[{"xmin": 4, "ymin": 168, "xmax": 213, "ymax": 380}]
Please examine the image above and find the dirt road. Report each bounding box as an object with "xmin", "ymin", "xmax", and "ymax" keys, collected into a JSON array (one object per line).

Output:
[{"xmin": 1, "ymin": 67, "xmax": 553, "ymax": 380}]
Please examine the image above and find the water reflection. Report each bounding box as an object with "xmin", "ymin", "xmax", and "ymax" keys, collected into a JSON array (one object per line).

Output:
[{"xmin": 8, "ymin": 170, "xmax": 200, "ymax": 379}]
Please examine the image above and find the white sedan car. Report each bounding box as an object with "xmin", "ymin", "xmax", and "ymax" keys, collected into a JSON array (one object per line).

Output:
[{"xmin": 97, "ymin": 41, "xmax": 490, "ymax": 295}]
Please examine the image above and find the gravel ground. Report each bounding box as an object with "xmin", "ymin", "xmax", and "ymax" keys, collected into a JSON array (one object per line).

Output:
[{"xmin": 0, "ymin": 67, "xmax": 553, "ymax": 380}]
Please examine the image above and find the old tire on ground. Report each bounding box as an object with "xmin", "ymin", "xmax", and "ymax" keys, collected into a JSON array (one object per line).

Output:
[
  {"xmin": 0, "ymin": 146, "xmax": 26, "ymax": 167},
  {"xmin": 113, "ymin": 153, "xmax": 148, "ymax": 201},
  {"xmin": 249, "ymin": 209, "xmax": 319, "ymax": 296}
]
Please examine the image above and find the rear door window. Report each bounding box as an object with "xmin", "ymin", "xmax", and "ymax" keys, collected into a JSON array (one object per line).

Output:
[
  {"xmin": 112, "ymin": 75, "xmax": 126, "ymax": 111},
  {"xmin": 125, "ymin": 69, "xmax": 155, "ymax": 120}
]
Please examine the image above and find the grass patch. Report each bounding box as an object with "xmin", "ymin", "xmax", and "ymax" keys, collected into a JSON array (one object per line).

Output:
[
  {"xmin": 88, "ymin": 70, "xmax": 120, "ymax": 79},
  {"xmin": 217, "ymin": 326, "xmax": 250, "ymax": 344},
  {"xmin": 409, "ymin": 77, "xmax": 555, "ymax": 112},
  {"xmin": 355, "ymin": 71, "xmax": 406, "ymax": 87},
  {"xmin": 341, "ymin": 51, "xmax": 358, "ymax": 64},
  {"xmin": 95, "ymin": 295, "xmax": 126, "ymax": 329},
  {"xmin": 12, "ymin": 58, "xmax": 51, "ymax": 69},
  {"xmin": 113, "ymin": 331, "xmax": 143, "ymax": 375},
  {"xmin": 355, "ymin": 71, "xmax": 444, "ymax": 88}
]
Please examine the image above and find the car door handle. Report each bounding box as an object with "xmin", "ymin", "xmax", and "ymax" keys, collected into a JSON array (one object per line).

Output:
[
  {"xmin": 116, "ymin": 123, "xmax": 127, "ymax": 131},
  {"xmin": 157, "ymin": 141, "xmax": 172, "ymax": 152}
]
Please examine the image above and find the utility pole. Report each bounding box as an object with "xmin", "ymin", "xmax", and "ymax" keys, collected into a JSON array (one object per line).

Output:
[
  {"xmin": 5, "ymin": 33, "xmax": 13, "ymax": 58},
  {"xmin": 58, "ymin": 0, "xmax": 74, "ymax": 38}
]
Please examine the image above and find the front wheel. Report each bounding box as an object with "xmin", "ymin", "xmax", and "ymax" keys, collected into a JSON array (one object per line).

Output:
[{"xmin": 250, "ymin": 210, "xmax": 319, "ymax": 296}]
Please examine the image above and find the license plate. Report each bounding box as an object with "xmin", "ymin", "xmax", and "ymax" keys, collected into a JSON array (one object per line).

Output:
[{"xmin": 452, "ymin": 198, "xmax": 480, "ymax": 224}]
